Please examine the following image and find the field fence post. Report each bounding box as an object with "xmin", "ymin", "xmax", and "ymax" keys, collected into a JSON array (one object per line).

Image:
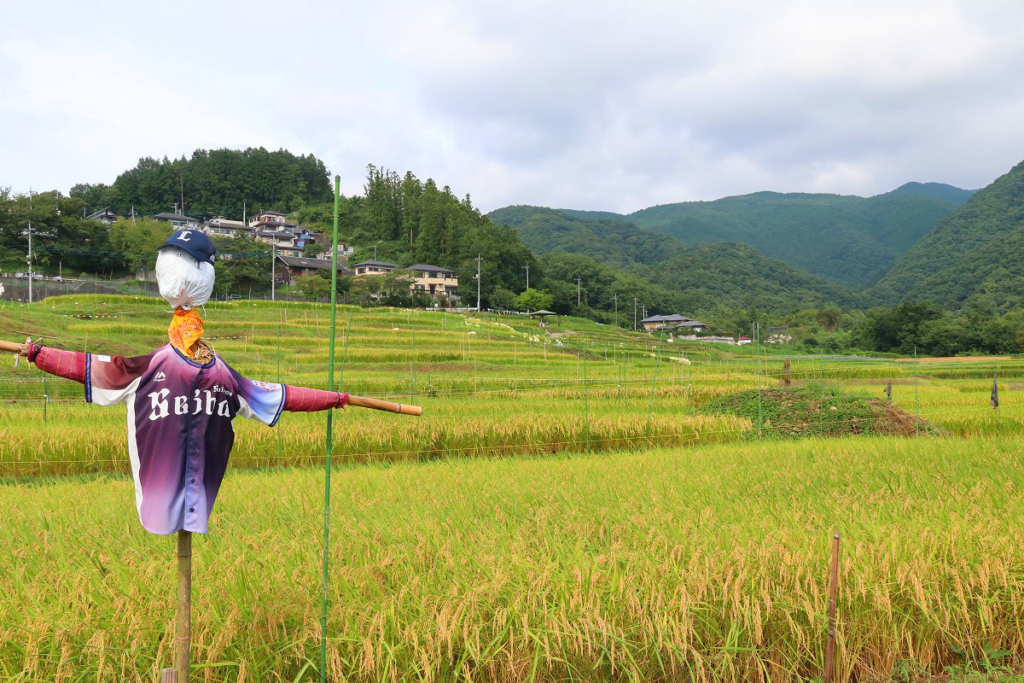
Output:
[
  {"xmin": 784, "ymin": 358, "xmax": 791, "ymax": 386},
  {"xmin": 825, "ymin": 530, "xmax": 841, "ymax": 683},
  {"xmin": 914, "ymin": 347, "xmax": 920, "ymax": 436},
  {"xmin": 583, "ymin": 341, "xmax": 590, "ymax": 452},
  {"xmin": 755, "ymin": 323, "xmax": 762, "ymax": 438},
  {"xmin": 42, "ymin": 375, "xmax": 48, "ymax": 423},
  {"xmin": 410, "ymin": 329, "xmax": 416, "ymax": 399},
  {"xmin": 820, "ymin": 359, "xmax": 825, "ymax": 437},
  {"xmin": 161, "ymin": 668, "xmax": 178, "ymax": 682},
  {"xmin": 644, "ymin": 346, "xmax": 660, "ymax": 446}
]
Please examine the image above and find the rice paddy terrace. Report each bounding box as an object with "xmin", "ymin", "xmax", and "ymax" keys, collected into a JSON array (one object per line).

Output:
[{"xmin": 2, "ymin": 295, "xmax": 1023, "ymax": 681}]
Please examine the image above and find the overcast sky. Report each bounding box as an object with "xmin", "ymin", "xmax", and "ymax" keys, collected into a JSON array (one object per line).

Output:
[{"xmin": 3, "ymin": 0, "xmax": 1023, "ymax": 213}]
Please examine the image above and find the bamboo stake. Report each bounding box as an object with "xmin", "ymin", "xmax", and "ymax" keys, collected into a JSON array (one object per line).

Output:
[
  {"xmin": 824, "ymin": 530, "xmax": 841, "ymax": 683},
  {"xmin": 175, "ymin": 530, "xmax": 192, "ymax": 683}
]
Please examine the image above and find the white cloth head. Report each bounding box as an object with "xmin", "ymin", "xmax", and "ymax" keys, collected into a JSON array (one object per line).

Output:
[{"xmin": 156, "ymin": 246, "xmax": 215, "ymax": 310}]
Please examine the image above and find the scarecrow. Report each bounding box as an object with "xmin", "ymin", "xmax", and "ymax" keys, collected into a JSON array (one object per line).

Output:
[{"xmin": 4, "ymin": 229, "xmax": 420, "ymax": 680}]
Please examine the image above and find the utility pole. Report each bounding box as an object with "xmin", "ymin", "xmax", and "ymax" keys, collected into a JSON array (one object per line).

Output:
[
  {"xmin": 130, "ymin": 205, "xmax": 136, "ymax": 227},
  {"xmin": 523, "ymin": 264, "xmax": 529, "ymax": 290},
  {"xmin": 243, "ymin": 201, "xmax": 246, "ymax": 226},
  {"xmin": 27, "ymin": 188, "xmax": 33, "ymax": 304},
  {"xmin": 180, "ymin": 172, "xmax": 185, "ymax": 217},
  {"xmin": 475, "ymin": 254, "xmax": 482, "ymax": 311},
  {"xmin": 633, "ymin": 297, "xmax": 638, "ymax": 331},
  {"xmin": 271, "ymin": 244, "xmax": 276, "ymax": 301},
  {"xmin": 575, "ymin": 277, "xmax": 582, "ymax": 305},
  {"xmin": 173, "ymin": 202, "xmax": 179, "ymax": 215},
  {"xmin": 614, "ymin": 293, "xmax": 618, "ymax": 327}
]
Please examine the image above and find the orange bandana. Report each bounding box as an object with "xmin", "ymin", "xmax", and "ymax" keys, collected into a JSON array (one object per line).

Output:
[{"xmin": 168, "ymin": 308, "xmax": 204, "ymax": 357}]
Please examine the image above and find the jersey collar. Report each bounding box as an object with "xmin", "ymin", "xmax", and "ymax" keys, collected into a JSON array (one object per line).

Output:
[{"xmin": 168, "ymin": 343, "xmax": 217, "ymax": 369}]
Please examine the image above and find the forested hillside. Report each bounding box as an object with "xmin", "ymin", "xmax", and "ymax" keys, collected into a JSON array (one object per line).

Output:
[
  {"xmin": 496, "ymin": 187, "xmax": 968, "ymax": 288},
  {"xmin": 870, "ymin": 160, "xmax": 1024, "ymax": 311},
  {"xmin": 488, "ymin": 206, "xmax": 860, "ymax": 317},
  {"xmin": 70, "ymin": 148, "xmax": 332, "ymax": 218}
]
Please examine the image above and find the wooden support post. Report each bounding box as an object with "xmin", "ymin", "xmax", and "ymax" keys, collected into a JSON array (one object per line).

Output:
[
  {"xmin": 824, "ymin": 530, "xmax": 841, "ymax": 683},
  {"xmin": 783, "ymin": 358, "xmax": 791, "ymax": 387},
  {"xmin": 161, "ymin": 668, "xmax": 178, "ymax": 682},
  {"xmin": 176, "ymin": 530, "xmax": 192, "ymax": 683}
]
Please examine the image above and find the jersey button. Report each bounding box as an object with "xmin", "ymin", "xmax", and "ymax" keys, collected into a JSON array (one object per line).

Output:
[
  {"xmin": 188, "ymin": 507, "xmax": 195, "ymax": 513},
  {"xmin": 190, "ymin": 478, "xmax": 196, "ymax": 484}
]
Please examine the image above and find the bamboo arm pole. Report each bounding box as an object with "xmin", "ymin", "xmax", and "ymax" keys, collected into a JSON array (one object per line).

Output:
[
  {"xmin": 346, "ymin": 395, "xmax": 423, "ymax": 416},
  {"xmin": 0, "ymin": 340, "xmax": 27, "ymax": 355}
]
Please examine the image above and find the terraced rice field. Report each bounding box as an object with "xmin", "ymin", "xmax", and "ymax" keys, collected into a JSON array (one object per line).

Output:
[{"xmin": 2, "ymin": 295, "xmax": 1023, "ymax": 681}]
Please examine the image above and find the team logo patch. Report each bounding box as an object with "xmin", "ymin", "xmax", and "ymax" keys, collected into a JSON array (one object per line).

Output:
[
  {"xmin": 97, "ymin": 355, "xmax": 111, "ymax": 362},
  {"xmin": 154, "ymin": 371, "xmax": 167, "ymax": 382},
  {"xmin": 251, "ymin": 380, "xmax": 279, "ymax": 392}
]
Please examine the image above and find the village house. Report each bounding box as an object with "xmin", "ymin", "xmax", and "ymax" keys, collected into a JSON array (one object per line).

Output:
[
  {"xmin": 202, "ymin": 217, "xmax": 251, "ymax": 238},
  {"xmin": 87, "ymin": 208, "xmax": 118, "ymax": 225},
  {"xmin": 247, "ymin": 210, "xmax": 289, "ymax": 230},
  {"xmin": 274, "ymin": 255, "xmax": 353, "ymax": 286},
  {"xmin": 640, "ymin": 314, "xmax": 709, "ymax": 334},
  {"xmin": 352, "ymin": 260, "xmax": 398, "ymax": 276},
  {"xmin": 406, "ymin": 264, "xmax": 459, "ymax": 302},
  {"xmin": 152, "ymin": 213, "xmax": 201, "ymax": 230}
]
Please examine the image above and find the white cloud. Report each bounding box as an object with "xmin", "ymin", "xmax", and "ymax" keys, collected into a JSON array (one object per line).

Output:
[{"xmin": 2, "ymin": 0, "xmax": 1024, "ymax": 213}]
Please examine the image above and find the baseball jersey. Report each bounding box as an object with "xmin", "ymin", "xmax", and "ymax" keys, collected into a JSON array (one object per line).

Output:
[{"xmin": 29, "ymin": 343, "xmax": 347, "ymax": 535}]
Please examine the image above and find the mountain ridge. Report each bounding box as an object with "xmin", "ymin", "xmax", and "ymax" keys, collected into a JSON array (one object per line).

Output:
[{"xmin": 493, "ymin": 183, "xmax": 973, "ymax": 289}]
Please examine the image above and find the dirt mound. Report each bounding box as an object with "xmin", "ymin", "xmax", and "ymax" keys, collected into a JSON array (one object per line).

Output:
[{"xmin": 702, "ymin": 387, "xmax": 935, "ymax": 438}]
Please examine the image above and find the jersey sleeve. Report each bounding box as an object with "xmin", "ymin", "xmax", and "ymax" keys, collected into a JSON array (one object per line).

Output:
[
  {"xmin": 282, "ymin": 385, "xmax": 349, "ymax": 413},
  {"xmin": 31, "ymin": 345, "xmax": 150, "ymax": 406},
  {"xmin": 226, "ymin": 365, "xmax": 287, "ymax": 426}
]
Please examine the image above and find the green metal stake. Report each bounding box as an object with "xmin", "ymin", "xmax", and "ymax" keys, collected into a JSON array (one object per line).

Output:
[
  {"xmin": 914, "ymin": 346, "xmax": 920, "ymax": 437},
  {"xmin": 339, "ymin": 312, "xmax": 352, "ymax": 390},
  {"xmin": 583, "ymin": 342, "xmax": 590, "ymax": 452},
  {"xmin": 410, "ymin": 330, "xmax": 416, "ymax": 399},
  {"xmin": 755, "ymin": 323, "xmax": 762, "ymax": 439},
  {"xmin": 276, "ymin": 322, "xmax": 281, "ymax": 468},
  {"xmin": 819, "ymin": 358, "xmax": 824, "ymax": 437},
  {"xmin": 320, "ymin": 174, "xmax": 341, "ymax": 683},
  {"xmin": 644, "ymin": 347, "xmax": 660, "ymax": 446}
]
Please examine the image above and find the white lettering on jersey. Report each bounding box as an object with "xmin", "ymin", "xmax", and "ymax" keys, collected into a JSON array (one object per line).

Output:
[
  {"xmin": 204, "ymin": 390, "xmax": 217, "ymax": 415},
  {"xmin": 148, "ymin": 389, "xmax": 170, "ymax": 420},
  {"xmin": 150, "ymin": 389, "xmax": 233, "ymax": 421}
]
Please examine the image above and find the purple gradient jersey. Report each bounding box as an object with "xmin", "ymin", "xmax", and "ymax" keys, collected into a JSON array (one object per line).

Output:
[{"xmin": 85, "ymin": 345, "xmax": 287, "ymax": 534}]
